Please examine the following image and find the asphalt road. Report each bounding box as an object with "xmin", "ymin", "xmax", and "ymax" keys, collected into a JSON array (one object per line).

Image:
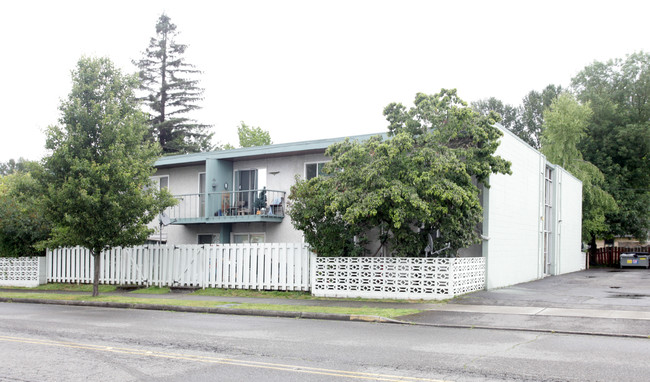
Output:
[{"xmin": 1, "ymin": 303, "xmax": 648, "ymax": 381}]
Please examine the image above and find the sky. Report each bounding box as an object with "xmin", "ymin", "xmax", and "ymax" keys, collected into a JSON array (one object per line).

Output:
[{"xmin": 1, "ymin": 0, "xmax": 649, "ymax": 162}]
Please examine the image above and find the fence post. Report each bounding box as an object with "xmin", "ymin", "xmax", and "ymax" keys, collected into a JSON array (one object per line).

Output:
[{"xmin": 309, "ymin": 252, "xmax": 317, "ymax": 292}]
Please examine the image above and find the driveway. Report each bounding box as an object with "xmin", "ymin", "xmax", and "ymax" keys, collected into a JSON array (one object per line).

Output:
[
  {"xmin": 452, "ymin": 267, "xmax": 650, "ymax": 311},
  {"xmin": 400, "ymin": 268, "xmax": 650, "ymax": 337}
]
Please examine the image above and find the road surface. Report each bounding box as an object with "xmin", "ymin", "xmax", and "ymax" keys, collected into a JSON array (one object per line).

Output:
[{"xmin": 0, "ymin": 303, "xmax": 647, "ymax": 381}]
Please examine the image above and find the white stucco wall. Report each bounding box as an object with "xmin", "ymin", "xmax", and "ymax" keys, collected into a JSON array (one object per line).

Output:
[
  {"xmin": 483, "ymin": 127, "xmax": 583, "ymax": 289},
  {"xmin": 483, "ymin": 128, "xmax": 546, "ymax": 289},
  {"xmin": 232, "ymin": 153, "xmax": 328, "ymax": 243},
  {"xmin": 150, "ymin": 165, "xmax": 206, "ymax": 244},
  {"xmin": 554, "ymin": 167, "xmax": 585, "ymax": 274}
]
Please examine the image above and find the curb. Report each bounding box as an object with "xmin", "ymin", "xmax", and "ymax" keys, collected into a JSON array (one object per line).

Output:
[
  {"xmin": 2, "ymin": 297, "xmax": 648, "ymax": 339},
  {"xmin": 0, "ymin": 297, "xmax": 396, "ymax": 324}
]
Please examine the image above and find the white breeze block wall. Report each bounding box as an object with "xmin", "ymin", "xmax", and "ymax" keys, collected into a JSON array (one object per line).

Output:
[
  {"xmin": 555, "ymin": 168, "xmax": 585, "ymax": 274},
  {"xmin": 0, "ymin": 257, "xmax": 47, "ymax": 287},
  {"xmin": 484, "ymin": 128, "xmax": 544, "ymax": 289}
]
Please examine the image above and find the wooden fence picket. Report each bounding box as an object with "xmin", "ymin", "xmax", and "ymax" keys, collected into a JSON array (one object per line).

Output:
[{"xmin": 46, "ymin": 243, "xmax": 313, "ymax": 291}]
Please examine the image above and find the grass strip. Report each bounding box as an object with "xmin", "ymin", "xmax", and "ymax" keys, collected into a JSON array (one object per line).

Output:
[
  {"xmin": 8, "ymin": 283, "xmax": 118, "ymax": 293},
  {"xmin": 0, "ymin": 292, "xmax": 420, "ymax": 318},
  {"xmin": 129, "ymin": 286, "xmax": 171, "ymax": 294},
  {"xmin": 235, "ymin": 303, "xmax": 420, "ymax": 318},
  {"xmin": 192, "ymin": 288, "xmax": 439, "ymax": 304}
]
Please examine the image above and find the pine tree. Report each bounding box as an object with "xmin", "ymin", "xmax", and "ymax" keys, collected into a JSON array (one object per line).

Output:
[{"xmin": 133, "ymin": 14, "xmax": 213, "ymax": 154}]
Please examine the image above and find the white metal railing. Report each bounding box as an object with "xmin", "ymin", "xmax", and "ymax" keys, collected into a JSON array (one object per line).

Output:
[
  {"xmin": 46, "ymin": 243, "xmax": 312, "ymax": 290},
  {"xmin": 166, "ymin": 190, "xmax": 286, "ymax": 220},
  {"xmin": 0, "ymin": 257, "xmax": 47, "ymax": 287},
  {"xmin": 311, "ymin": 257, "xmax": 486, "ymax": 300}
]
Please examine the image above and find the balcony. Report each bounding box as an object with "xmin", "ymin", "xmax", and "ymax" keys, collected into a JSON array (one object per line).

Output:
[{"xmin": 166, "ymin": 190, "xmax": 286, "ymax": 225}]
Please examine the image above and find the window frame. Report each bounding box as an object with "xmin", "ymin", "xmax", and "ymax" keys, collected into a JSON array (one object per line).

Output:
[
  {"xmin": 197, "ymin": 233, "xmax": 219, "ymax": 245},
  {"xmin": 304, "ymin": 161, "xmax": 328, "ymax": 180},
  {"xmin": 231, "ymin": 232, "xmax": 266, "ymax": 244},
  {"xmin": 150, "ymin": 175, "xmax": 170, "ymax": 191}
]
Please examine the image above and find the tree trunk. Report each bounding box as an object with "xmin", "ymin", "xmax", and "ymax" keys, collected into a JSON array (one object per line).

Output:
[
  {"xmin": 589, "ymin": 234, "xmax": 597, "ymax": 268},
  {"xmin": 92, "ymin": 251, "xmax": 100, "ymax": 297}
]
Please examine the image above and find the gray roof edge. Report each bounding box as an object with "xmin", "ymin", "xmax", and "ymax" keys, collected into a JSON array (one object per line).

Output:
[{"xmin": 155, "ymin": 132, "xmax": 387, "ymax": 166}]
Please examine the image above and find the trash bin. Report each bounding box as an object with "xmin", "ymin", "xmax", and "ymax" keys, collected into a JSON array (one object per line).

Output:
[{"xmin": 619, "ymin": 252, "xmax": 650, "ymax": 269}]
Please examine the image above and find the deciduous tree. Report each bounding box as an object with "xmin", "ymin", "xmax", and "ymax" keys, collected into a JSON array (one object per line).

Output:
[
  {"xmin": 41, "ymin": 57, "xmax": 176, "ymax": 296},
  {"xmin": 572, "ymin": 52, "xmax": 650, "ymax": 240},
  {"xmin": 237, "ymin": 121, "xmax": 272, "ymax": 147},
  {"xmin": 0, "ymin": 170, "xmax": 50, "ymax": 257},
  {"xmin": 541, "ymin": 93, "xmax": 617, "ymax": 255},
  {"xmin": 289, "ymin": 90, "xmax": 511, "ymax": 257}
]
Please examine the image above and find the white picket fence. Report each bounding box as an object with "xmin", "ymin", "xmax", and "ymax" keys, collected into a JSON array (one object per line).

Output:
[
  {"xmin": 47, "ymin": 244, "xmax": 313, "ymax": 291},
  {"xmin": 41, "ymin": 245, "xmax": 487, "ymax": 299},
  {"xmin": 311, "ymin": 257, "xmax": 486, "ymax": 300},
  {"xmin": 0, "ymin": 257, "xmax": 47, "ymax": 287}
]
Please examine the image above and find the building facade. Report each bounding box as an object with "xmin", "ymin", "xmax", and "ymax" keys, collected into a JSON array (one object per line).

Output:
[{"xmin": 150, "ymin": 126, "xmax": 584, "ymax": 289}]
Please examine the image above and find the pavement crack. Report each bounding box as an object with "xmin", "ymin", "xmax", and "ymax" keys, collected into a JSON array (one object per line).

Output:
[{"xmin": 504, "ymin": 333, "xmax": 543, "ymax": 353}]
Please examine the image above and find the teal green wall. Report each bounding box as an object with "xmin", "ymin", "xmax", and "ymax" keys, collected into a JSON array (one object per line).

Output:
[
  {"xmin": 205, "ymin": 159, "xmax": 233, "ymax": 217},
  {"xmin": 220, "ymin": 224, "xmax": 232, "ymax": 244}
]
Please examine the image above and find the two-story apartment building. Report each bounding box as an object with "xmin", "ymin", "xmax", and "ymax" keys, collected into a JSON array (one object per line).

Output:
[
  {"xmin": 151, "ymin": 125, "xmax": 584, "ymax": 289},
  {"xmin": 150, "ymin": 133, "xmax": 379, "ymax": 246}
]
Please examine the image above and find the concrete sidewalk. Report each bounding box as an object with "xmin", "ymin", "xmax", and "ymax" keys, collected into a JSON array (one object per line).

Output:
[
  {"xmin": 2, "ymin": 268, "xmax": 649, "ymax": 337},
  {"xmin": 401, "ymin": 268, "xmax": 650, "ymax": 337}
]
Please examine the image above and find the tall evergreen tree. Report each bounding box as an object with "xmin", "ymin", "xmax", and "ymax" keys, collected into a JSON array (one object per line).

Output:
[{"xmin": 133, "ymin": 14, "xmax": 213, "ymax": 154}]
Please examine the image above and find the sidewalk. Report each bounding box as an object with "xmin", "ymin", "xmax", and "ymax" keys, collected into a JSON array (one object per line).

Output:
[{"xmin": 2, "ymin": 268, "xmax": 649, "ymax": 338}]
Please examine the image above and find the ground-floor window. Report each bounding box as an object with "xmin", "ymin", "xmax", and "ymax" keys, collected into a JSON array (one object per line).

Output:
[
  {"xmin": 197, "ymin": 234, "xmax": 219, "ymax": 244},
  {"xmin": 232, "ymin": 233, "xmax": 265, "ymax": 244}
]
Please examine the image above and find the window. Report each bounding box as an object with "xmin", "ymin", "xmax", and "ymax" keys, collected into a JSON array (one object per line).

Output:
[
  {"xmin": 198, "ymin": 234, "xmax": 218, "ymax": 244},
  {"xmin": 232, "ymin": 233, "xmax": 265, "ymax": 244},
  {"xmin": 305, "ymin": 162, "xmax": 327, "ymax": 180},
  {"xmin": 151, "ymin": 175, "xmax": 169, "ymax": 190}
]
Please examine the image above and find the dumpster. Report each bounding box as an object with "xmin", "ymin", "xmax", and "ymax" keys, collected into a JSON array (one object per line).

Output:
[{"xmin": 619, "ymin": 252, "xmax": 650, "ymax": 269}]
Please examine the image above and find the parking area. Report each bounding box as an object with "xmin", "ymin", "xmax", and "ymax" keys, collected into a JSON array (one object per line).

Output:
[{"xmin": 452, "ymin": 267, "xmax": 650, "ymax": 311}]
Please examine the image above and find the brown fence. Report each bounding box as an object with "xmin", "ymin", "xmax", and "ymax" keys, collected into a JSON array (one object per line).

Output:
[{"xmin": 592, "ymin": 247, "xmax": 650, "ymax": 266}]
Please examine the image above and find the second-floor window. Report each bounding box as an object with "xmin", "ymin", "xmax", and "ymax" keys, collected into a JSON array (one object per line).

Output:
[
  {"xmin": 151, "ymin": 175, "xmax": 169, "ymax": 191},
  {"xmin": 305, "ymin": 162, "xmax": 327, "ymax": 180}
]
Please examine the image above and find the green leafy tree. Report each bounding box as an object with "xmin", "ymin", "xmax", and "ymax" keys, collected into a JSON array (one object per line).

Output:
[
  {"xmin": 41, "ymin": 57, "xmax": 176, "ymax": 296},
  {"xmin": 237, "ymin": 121, "xmax": 272, "ymax": 147},
  {"xmin": 472, "ymin": 85, "xmax": 562, "ymax": 148},
  {"xmin": 133, "ymin": 14, "xmax": 213, "ymax": 154},
  {"xmin": 0, "ymin": 158, "xmax": 40, "ymax": 176},
  {"xmin": 472, "ymin": 97, "xmax": 522, "ymax": 137},
  {"xmin": 0, "ymin": 170, "xmax": 51, "ymax": 257},
  {"xmin": 541, "ymin": 93, "xmax": 617, "ymax": 256},
  {"xmin": 572, "ymin": 52, "xmax": 650, "ymax": 240},
  {"xmin": 289, "ymin": 89, "xmax": 511, "ymax": 257},
  {"xmin": 518, "ymin": 84, "xmax": 564, "ymax": 149}
]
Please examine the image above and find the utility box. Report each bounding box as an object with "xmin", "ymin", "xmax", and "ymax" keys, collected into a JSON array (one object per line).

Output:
[{"xmin": 619, "ymin": 252, "xmax": 649, "ymax": 269}]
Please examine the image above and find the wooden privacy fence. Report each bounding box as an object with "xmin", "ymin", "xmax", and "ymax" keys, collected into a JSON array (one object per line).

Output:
[
  {"xmin": 592, "ymin": 247, "xmax": 649, "ymax": 266},
  {"xmin": 47, "ymin": 244, "xmax": 313, "ymax": 291}
]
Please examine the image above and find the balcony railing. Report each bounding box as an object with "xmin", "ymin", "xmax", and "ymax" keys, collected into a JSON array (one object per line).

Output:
[{"xmin": 166, "ymin": 190, "xmax": 286, "ymax": 222}]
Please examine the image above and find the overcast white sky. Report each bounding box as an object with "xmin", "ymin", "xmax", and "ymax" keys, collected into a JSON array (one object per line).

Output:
[{"xmin": 1, "ymin": 0, "xmax": 648, "ymax": 162}]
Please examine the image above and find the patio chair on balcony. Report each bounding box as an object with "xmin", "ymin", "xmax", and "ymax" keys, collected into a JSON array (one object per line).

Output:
[
  {"xmin": 269, "ymin": 197, "xmax": 284, "ymax": 216},
  {"xmin": 237, "ymin": 200, "xmax": 248, "ymax": 215}
]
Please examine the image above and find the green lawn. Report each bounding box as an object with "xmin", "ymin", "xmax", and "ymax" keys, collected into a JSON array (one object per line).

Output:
[
  {"xmin": 0, "ymin": 291, "xmax": 420, "ymax": 319},
  {"xmin": 8, "ymin": 283, "xmax": 118, "ymax": 293}
]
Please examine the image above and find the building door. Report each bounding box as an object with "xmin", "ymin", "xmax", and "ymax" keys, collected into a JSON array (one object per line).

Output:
[{"xmin": 235, "ymin": 169, "xmax": 257, "ymax": 214}]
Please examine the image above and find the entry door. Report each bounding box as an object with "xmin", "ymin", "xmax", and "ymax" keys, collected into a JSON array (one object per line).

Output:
[
  {"xmin": 235, "ymin": 170, "xmax": 257, "ymax": 214},
  {"xmin": 199, "ymin": 173, "xmax": 206, "ymax": 218}
]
